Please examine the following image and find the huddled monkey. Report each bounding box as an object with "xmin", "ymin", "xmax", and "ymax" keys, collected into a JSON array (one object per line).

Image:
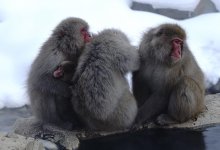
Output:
[
  {"xmin": 27, "ymin": 17, "xmax": 91, "ymax": 129},
  {"xmin": 71, "ymin": 29, "xmax": 139, "ymax": 131},
  {"xmin": 133, "ymin": 24, "xmax": 205, "ymax": 125}
]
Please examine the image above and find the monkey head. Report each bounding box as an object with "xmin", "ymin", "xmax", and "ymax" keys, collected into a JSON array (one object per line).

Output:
[
  {"xmin": 140, "ymin": 24, "xmax": 187, "ymax": 66},
  {"xmin": 96, "ymin": 29, "xmax": 130, "ymax": 44},
  {"xmin": 52, "ymin": 17, "xmax": 92, "ymax": 56}
]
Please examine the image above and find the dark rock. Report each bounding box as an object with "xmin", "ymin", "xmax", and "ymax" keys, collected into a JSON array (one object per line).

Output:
[
  {"xmin": 193, "ymin": 0, "xmax": 218, "ymax": 16},
  {"xmin": 156, "ymin": 8, "xmax": 192, "ymax": 20},
  {"xmin": 130, "ymin": 0, "xmax": 219, "ymax": 20},
  {"xmin": 130, "ymin": 1, "xmax": 192, "ymax": 20},
  {"xmin": 130, "ymin": 2, "xmax": 154, "ymax": 13}
]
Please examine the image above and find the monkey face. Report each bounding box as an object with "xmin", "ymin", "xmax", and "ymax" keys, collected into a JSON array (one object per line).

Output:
[
  {"xmin": 148, "ymin": 24, "xmax": 186, "ymax": 66},
  {"xmin": 80, "ymin": 27, "xmax": 91, "ymax": 43},
  {"xmin": 170, "ymin": 37, "xmax": 183, "ymax": 63},
  {"xmin": 52, "ymin": 17, "xmax": 91, "ymax": 56}
]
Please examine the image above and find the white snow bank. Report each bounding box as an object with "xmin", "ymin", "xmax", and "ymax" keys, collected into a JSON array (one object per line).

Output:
[{"xmin": 181, "ymin": 13, "xmax": 220, "ymax": 84}]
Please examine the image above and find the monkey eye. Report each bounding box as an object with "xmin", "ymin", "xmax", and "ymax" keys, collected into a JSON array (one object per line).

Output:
[
  {"xmin": 80, "ymin": 28, "xmax": 87, "ymax": 33},
  {"xmin": 156, "ymin": 30, "xmax": 163, "ymax": 37}
]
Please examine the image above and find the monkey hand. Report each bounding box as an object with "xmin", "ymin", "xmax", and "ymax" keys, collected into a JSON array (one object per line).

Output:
[
  {"xmin": 156, "ymin": 114, "xmax": 177, "ymax": 126},
  {"xmin": 130, "ymin": 115, "xmax": 146, "ymax": 131}
]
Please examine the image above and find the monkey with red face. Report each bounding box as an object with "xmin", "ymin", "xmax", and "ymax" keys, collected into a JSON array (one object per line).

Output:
[
  {"xmin": 27, "ymin": 17, "xmax": 91, "ymax": 129},
  {"xmin": 133, "ymin": 24, "xmax": 205, "ymax": 125}
]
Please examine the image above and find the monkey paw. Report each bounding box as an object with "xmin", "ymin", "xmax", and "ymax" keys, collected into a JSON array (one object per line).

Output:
[{"xmin": 156, "ymin": 114, "xmax": 176, "ymax": 126}]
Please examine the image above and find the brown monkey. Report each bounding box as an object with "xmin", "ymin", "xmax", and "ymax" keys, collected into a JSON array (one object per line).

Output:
[
  {"xmin": 71, "ymin": 29, "xmax": 139, "ymax": 131},
  {"xmin": 133, "ymin": 24, "xmax": 205, "ymax": 126},
  {"xmin": 27, "ymin": 17, "xmax": 91, "ymax": 129}
]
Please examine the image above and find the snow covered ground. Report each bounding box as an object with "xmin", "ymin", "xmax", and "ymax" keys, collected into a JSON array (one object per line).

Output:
[{"xmin": 0, "ymin": 0, "xmax": 220, "ymax": 108}]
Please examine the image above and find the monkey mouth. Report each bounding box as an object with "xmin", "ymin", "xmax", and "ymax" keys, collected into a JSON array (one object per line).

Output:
[
  {"xmin": 170, "ymin": 55, "xmax": 181, "ymax": 65},
  {"xmin": 171, "ymin": 55, "xmax": 179, "ymax": 61},
  {"xmin": 170, "ymin": 53, "xmax": 181, "ymax": 59},
  {"xmin": 170, "ymin": 37, "xmax": 182, "ymax": 62}
]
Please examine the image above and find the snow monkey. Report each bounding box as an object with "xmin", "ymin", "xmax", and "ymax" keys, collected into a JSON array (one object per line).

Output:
[
  {"xmin": 133, "ymin": 24, "xmax": 205, "ymax": 126},
  {"xmin": 27, "ymin": 17, "xmax": 91, "ymax": 129},
  {"xmin": 71, "ymin": 29, "xmax": 139, "ymax": 131}
]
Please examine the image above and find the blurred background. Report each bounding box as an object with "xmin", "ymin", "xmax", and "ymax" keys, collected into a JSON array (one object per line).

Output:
[{"xmin": 0, "ymin": 0, "xmax": 220, "ymax": 109}]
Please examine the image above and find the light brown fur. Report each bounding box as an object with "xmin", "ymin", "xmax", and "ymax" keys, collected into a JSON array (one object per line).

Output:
[{"xmin": 133, "ymin": 24, "xmax": 205, "ymax": 125}]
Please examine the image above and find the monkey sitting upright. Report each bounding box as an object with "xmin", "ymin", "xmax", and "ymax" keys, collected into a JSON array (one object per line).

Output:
[
  {"xmin": 27, "ymin": 17, "xmax": 91, "ymax": 129},
  {"xmin": 71, "ymin": 29, "xmax": 139, "ymax": 131},
  {"xmin": 133, "ymin": 24, "xmax": 205, "ymax": 126}
]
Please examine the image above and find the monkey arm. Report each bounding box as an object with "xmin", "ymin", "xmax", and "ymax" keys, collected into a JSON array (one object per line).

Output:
[
  {"xmin": 132, "ymin": 71, "xmax": 151, "ymax": 107},
  {"xmin": 167, "ymin": 76, "xmax": 204, "ymax": 122},
  {"xmin": 135, "ymin": 93, "xmax": 168, "ymax": 125},
  {"xmin": 60, "ymin": 61, "xmax": 76, "ymax": 72},
  {"xmin": 114, "ymin": 46, "xmax": 140, "ymax": 74},
  {"xmin": 35, "ymin": 73, "xmax": 72, "ymax": 98}
]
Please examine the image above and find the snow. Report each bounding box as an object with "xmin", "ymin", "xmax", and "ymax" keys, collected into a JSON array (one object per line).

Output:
[
  {"xmin": 0, "ymin": 0, "xmax": 220, "ymax": 108},
  {"xmin": 133, "ymin": 0, "xmax": 200, "ymax": 11}
]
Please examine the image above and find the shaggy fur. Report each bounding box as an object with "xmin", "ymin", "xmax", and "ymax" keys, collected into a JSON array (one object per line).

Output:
[
  {"xmin": 27, "ymin": 17, "xmax": 89, "ymax": 129},
  {"xmin": 133, "ymin": 24, "xmax": 205, "ymax": 125},
  {"xmin": 71, "ymin": 29, "xmax": 139, "ymax": 131}
]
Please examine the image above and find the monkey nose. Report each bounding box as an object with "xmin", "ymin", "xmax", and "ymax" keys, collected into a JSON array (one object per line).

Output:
[{"xmin": 172, "ymin": 37, "xmax": 183, "ymax": 45}]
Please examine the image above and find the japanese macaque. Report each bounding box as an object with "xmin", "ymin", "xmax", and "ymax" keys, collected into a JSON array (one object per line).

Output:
[
  {"xmin": 27, "ymin": 17, "xmax": 91, "ymax": 129},
  {"xmin": 71, "ymin": 29, "xmax": 139, "ymax": 131},
  {"xmin": 133, "ymin": 24, "xmax": 205, "ymax": 126}
]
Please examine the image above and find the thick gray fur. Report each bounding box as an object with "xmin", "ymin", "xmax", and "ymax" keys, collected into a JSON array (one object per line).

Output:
[
  {"xmin": 133, "ymin": 24, "xmax": 205, "ymax": 125},
  {"xmin": 27, "ymin": 17, "xmax": 89, "ymax": 129},
  {"xmin": 71, "ymin": 29, "xmax": 139, "ymax": 131},
  {"xmin": 57, "ymin": 61, "xmax": 76, "ymax": 82}
]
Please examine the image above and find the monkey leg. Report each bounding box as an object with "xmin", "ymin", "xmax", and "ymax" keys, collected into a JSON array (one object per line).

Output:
[
  {"xmin": 32, "ymin": 95, "xmax": 60, "ymax": 123},
  {"xmin": 156, "ymin": 114, "xmax": 177, "ymax": 125},
  {"xmin": 111, "ymin": 90, "xmax": 138, "ymax": 129},
  {"xmin": 55, "ymin": 97, "xmax": 83, "ymax": 130},
  {"xmin": 86, "ymin": 90, "xmax": 138, "ymax": 131},
  {"xmin": 158, "ymin": 77, "xmax": 204, "ymax": 125},
  {"xmin": 33, "ymin": 94, "xmax": 74, "ymax": 130},
  {"xmin": 134, "ymin": 93, "xmax": 168, "ymax": 126}
]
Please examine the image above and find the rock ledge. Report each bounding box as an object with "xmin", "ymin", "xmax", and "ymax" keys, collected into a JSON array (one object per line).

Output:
[{"xmin": 1, "ymin": 94, "xmax": 219, "ymax": 150}]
